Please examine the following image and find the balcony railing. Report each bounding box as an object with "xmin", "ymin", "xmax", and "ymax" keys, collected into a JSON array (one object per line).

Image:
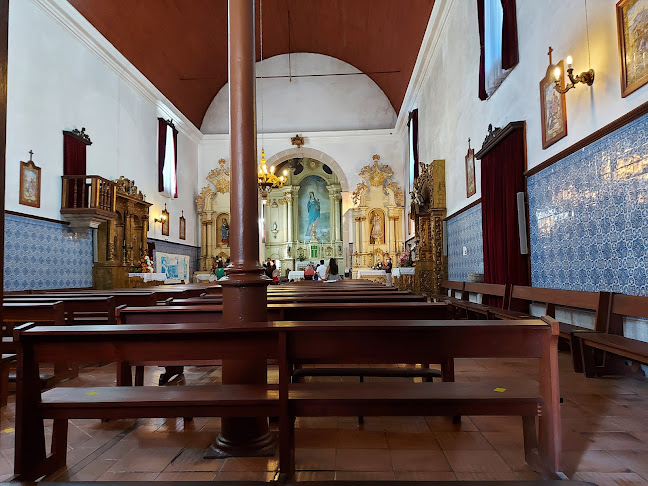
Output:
[{"xmin": 61, "ymin": 175, "xmax": 117, "ymax": 232}]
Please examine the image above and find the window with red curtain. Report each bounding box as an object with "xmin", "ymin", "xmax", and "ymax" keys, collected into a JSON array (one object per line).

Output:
[
  {"xmin": 158, "ymin": 118, "xmax": 178, "ymax": 198},
  {"xmin": 479, "ymin": 123, "xmax": 529, "ymax": 304},
  {"xmin": 407, "ymin": 109, "xmax": 420, "ymax": 236},
  {"xmin": 478, "ymin": 0, "xmax": 519, "ymax": 100},
  {"xmin": 63, "ymin": 128, "xmax": 92, "ymax": 208}
]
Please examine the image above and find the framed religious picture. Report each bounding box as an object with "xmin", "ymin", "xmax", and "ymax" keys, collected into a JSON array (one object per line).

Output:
[
  {"xmin": 465, "ymin": 145, "xmax": 476, "ymax": 197},
  {"xmin": 19, "ymin": 156, "xmax": 41, "ymax": 208},
  {"xmin": 617, "ymin": 0, "xmax": 648, "ymax": 97},
  {"xmin": 179, "ymin": 212, "xmax": 186, "ymax": 240},
  {"xmin": 161, "ymin": 207, "xmax": 170, "ymax": 236},
  {"xmin": 540, "ymin": 60, "xmax": 567, "ymax": 149}
]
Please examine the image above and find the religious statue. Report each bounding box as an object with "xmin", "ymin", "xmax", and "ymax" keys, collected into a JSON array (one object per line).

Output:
[
  {"xmin": 306, "ymin": 191, "xmax": 320, "ymax": 238},
  {"xmin": 370, "ymin": 211, "xmax": 383, "ymax": 244},
  {"xmin": 221, "ymin": 218, "xmax": 229, "ymax": 245}
]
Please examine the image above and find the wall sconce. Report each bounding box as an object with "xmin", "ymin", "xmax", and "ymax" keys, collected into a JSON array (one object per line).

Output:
[
  {"xmin": 554, "ymin": 56, "xmax": 595, "ymax": 94},
  {"xmin": 154, "ymin": 203, "xmax": 168, "ymax": 224}
]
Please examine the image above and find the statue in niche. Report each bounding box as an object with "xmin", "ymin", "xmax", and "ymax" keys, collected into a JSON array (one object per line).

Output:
[
  {"xmin": 221, "ymin": 218, "xmax": 229, "ymax": 245},
  {"xmin": 306, "ymin": 191, "xmax": 321, "ymax": 238},
  {"xmin": 370, "ymin": 211, "xmax": 384, "ymax": 245}
]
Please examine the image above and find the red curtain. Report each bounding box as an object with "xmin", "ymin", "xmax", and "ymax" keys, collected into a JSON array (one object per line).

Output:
[
  {"xmin": 480, "ymin": 126, "xmax": 528, "ymax": 296},
  {"xmin": 500, "ymin": 0, "xmax": 519, "ymax": 69},
  {"xmin": 63, "ymin": 132, "xmax": 88, "ymax": 208},
  {"xmin": 172, "ymin": 126, "xmax": 178, "ymax": 198},
  {"xmin": 477, "ymin": 0, "xmax": 487, "ymax": 101},
  {"xmin": 157, "ymin": 118, "xmax": 167, "ymax": 193}
]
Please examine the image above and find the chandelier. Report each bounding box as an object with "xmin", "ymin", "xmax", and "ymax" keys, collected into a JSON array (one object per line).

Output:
[{"xmin": 257, "ymin": 149, "xmax": 287, "ymax": 199}]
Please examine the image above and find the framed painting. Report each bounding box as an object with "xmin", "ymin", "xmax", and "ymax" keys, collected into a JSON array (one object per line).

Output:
[
  {"xmin": 162, "ymin": 207, "xmax": 170, "ymax": 236},
  {"xmin": 465, "ymin": 147, "xmax": 476, "ymax": 197},
  {"xmin": 618, "ymin": 0, "xmax": 648, "ymax": 97},
  {"xmin": 19, "ymin": 160, "xmax": 41, "ymax": 208},
  {"xmin": 540, "ymin": 61, "xmax": 567, "ymax": 149},
  {"xmin": 179, "ymin": 213, "xmax": 186, "ymax": 240}
]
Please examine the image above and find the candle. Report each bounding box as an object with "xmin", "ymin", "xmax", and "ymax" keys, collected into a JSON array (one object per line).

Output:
[{"xmin": 554, "ymin": 66, "xmax": 561, "ymax": 81}]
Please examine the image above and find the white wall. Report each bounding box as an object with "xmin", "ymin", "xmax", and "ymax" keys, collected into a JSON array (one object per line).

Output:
[
  {"xmin": 400, "ymin": 0, "xmax": 648, "ymax": 216},
  {"xmin": 201, "ymin": 53, "xmax": 397, "ymax": 134},
  {"xmin": 5, "ymin": 0, "xmax": 200, "ymax": 247}
]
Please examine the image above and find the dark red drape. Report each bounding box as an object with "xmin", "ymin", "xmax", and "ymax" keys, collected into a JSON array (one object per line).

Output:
[
  {"xmin": 410, "ymin": 109, "xmax": 419, "ymax": 179},
  {"xmin": 477, "ymin": 0, "xmax": 487, "ymax": 101},
  {"xmin": 157, "ymin": 118, "xmax": 167, "ymax": 193},
  {"xmin": 63, "ymin": 133, "xmax": 87, "ymax": 176},
  {"xmin": 172, "ymin": 126, "xmax": 178, "ymax": 198},
  {"xmin": 500, "ymin": 0, "xmax": 518, "ymax": 69},
  {"xmin": 480, "ymin": 127, "xmax": 528, "ymax": 297}
]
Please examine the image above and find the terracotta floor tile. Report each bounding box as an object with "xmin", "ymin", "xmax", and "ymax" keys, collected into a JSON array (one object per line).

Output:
[
  {"xmin": 295, "ymin": 428, "xmax": 338, "ymax": 448},
  {"xmin": 468, "ymin": 416, "xmax": 523, "ymax": 433},
  {"xmin": 435, "ymin": 431, "xmax": 493, "ymax": 450},
  {"xmin": 424, "ymin": 416, "xmax": 478, "ymax": 432},
  {"xmin": 385, "ymin": 432, "xmax": 440, "ymax": 450},
  {"xmin": 295, "ymin": 448, "xmax": 336, "ymax": 470},
  {"xmin": 219, "ymin": 456, "xmax": 279, "ymax": 472},
  {"xmin": 390, "ymin": 449, "xmax": 451, "ymax": 472},
  {"xmin": 562, "ymin": 450, "xmax": 633, "ymax": 475},
  {"xmin": 573, "ymin": 472, "xmax": 648, "ymax": 486},
  {"xmin": 337, "ymin": 429, "xmax": 387, "ymax": 449},
  {"xmin": 334, "ymin": 471, "xmax": 396, "ymax": 480},
  {"xmin": 107, "ymin": 446, "xmax": 182, "ymax": 473},
  {"xmin": 482, "ymin": 431, "xmax": 525, "ymax": 450},
  {"xmin": 163, "ymin": 448, "xmax": 224, "ymax": 472},
  {"xmin": 335, "ymin": 448, "xmax": 393, "ymax": 471},
  {"xmin": 294, "ymin": 470, "xmax": 336, "ymax": 481},
  {"xmin": 495, "ymin": 448, "xmax": 536, "ymax": 472},
  {"xmin": 443, "ymin": 449, "xmax": 512, "ymax": 473},
  {"xmin": 96, "ymin": 471, "xmax": 161, "ymax": 481},
  {"xmin": 213, "ymin": 471, "xmax": 278, "ymax": 481},
  {"xmin": 361, "ymin": 416, "xmax": 430, "ymax": 433},
  {"xmin": 67, "ymin": 459, "xmax": 117, "ymax": 481},
  {"xmin": 582, "ymin": 432, "xmax": 648, "ymax": 451},
  {"xmin": 607, "ymin": 451, "xmax": 648, "ymax": 476},
  {"xmin": 455, "ymin": 471, "xmax": 519, "ymax": 480},
  {"xmin": 394, "ymin": 471, "xmax": 456, "ymax": 480},
  {"xmin": 155, "ymin": 471, "xmax": 217, "ymax": 481},
  {"xmin": 514, "ymin": 470, "xmax": 543, "ymax": 480}
]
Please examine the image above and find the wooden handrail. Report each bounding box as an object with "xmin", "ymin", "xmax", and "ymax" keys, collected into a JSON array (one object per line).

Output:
[{"xmin": 61, "ymin": 175, "xmax": 117, "ymax": 212}]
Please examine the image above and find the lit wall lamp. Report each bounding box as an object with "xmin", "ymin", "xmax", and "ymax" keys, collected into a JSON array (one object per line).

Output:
[
  {"xmin": 154, "ymin": 203, "xmax": 168, "ymax": 225},
  {"xmin": 554, "ymin": 55, "xmax": 595, "ymax": 94}
]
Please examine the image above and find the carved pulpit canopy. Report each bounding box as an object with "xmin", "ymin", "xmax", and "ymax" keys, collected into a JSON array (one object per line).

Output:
[{"xmin": 352, "ymin": 154, "xmax": 404, "ymax": 207}]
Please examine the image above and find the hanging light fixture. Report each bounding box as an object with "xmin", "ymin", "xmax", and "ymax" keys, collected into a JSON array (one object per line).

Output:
[{"xmin": 256, "ymin": 0, "xmax": 287, "ymax": 199}]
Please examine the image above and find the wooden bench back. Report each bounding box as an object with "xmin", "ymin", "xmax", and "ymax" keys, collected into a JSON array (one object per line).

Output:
[
  {"xmin": 607, "ymin": 293, "xmax": 648, "ymax": 335},
  {"xmin": 463, "ymin": 282, "xmax": 508, "ymax": 307},
  {"xmin": 509, "ymin": 286, "xmax": 610, "ymax": 332},
  {"xmin": 440, "ymin": 280, "xmax": 464, "ymax": 298}
]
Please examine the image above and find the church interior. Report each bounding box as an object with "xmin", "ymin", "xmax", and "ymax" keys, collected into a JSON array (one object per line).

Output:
[{"xmin": 1, "ymin": 0, "xmax": 648, "ymax": 483}]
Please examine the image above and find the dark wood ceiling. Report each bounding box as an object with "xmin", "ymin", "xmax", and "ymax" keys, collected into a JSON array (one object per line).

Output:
[{"xmin": 68, "ymin": 0, "xmax": 435, "ymax": 128}]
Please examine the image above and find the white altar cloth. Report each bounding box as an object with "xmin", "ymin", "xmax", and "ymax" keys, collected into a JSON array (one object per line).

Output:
[
  {"xmin": 128, "ymin": 272, "xmax": 167, "ymax": 282},
  {"xmin": 288, "ymin": 271, "xmax": 305, "ymax": 281},
  {"xmin": 357, "ymin": 269, "xmax": 387, "ymax": 279},
  {"xmin": 392, "ymin": 267, "xmax": 415, "ymax": 278},
  {"xmin": 195, "ymin": 274, "xmax": 221, "ymax": 282}
]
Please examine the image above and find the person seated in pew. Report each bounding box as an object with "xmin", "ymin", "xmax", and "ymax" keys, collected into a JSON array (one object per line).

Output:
[{"xmin": 304, "ymin": 263, "xmax": 315, "ymax": 280}]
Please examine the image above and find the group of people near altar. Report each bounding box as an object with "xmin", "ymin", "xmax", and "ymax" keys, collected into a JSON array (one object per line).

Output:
[{"xmin": 303, "ymin": 258, "xmax": 340, "ymax": 281}]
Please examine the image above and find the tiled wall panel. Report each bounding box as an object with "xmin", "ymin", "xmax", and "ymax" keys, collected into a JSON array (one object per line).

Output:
[
  {"xmin": 4, "ymin": 213, "xmax": 93, "ymax": 291},
  {"xmin": 528, "ymin": 113, "xmax": 648, "ymax": 297},
  {"xmin": 149, "ymin": 239, "xmax": 200, "ymax": 282},
  {"xmin": 446, "ymin": 203, "xmax": 484, "ymax": 281}
]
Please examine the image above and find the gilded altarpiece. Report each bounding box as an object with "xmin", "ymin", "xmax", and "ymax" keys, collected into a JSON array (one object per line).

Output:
[
  {"xmin": 93, "ymin": 177, "xmax": 152, "ymax": 289},
  {"xmin": 195, "ymin": 159, "xmax": 231, "ymax": 278},
  {"xmin": 411, "ymin": 160, "xmax": 447, "ymax": 295},
  {"xmin": 351, "ymin": 155, "xmax": 405, "ymax": 280}
]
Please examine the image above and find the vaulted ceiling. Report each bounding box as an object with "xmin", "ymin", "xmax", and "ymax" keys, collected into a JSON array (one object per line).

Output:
[{"xmin": 67, "ymin": 0, "xmax": 435, "ymax": 129}]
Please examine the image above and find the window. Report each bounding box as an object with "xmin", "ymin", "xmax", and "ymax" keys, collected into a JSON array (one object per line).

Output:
[
  {"xmin": 158, "ymin": 118, "xmax": 178, "ymax": 198},
  {"xmin": 478, "ymin": 0, "xmax": 518, "ymax": 100},
  {"xmin": 408, "ymin": 109, "xmax": 419, "ymax": 187}
]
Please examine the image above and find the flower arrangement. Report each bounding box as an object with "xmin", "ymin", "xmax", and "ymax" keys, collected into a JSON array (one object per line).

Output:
[
  {"xmin": 398, "ymin": 248, "xmax": 413, "ymax": 267},
  {"xmin": 371, "ymin": 262, "xmax": 385, "ymax": 270},
  {"xmin": 138, "ymin": 254, "xmax": 154, "ymax": 273}
]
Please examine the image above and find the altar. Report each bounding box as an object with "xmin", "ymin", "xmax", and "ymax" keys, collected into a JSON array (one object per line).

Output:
[
  {"xmin": 195, "ymin": 273, "xmax": 222, "ymax": 282},
  {"xmin": 127, "ymin": 272, "xmax": 167, "ymax": 287},
  {"xmin": 356, "ymin": 269, "xmax": 387, "ymax": 284},
  {"xmin": 392, "ymin": 267, "xmax": 415, "ymax": 291}
]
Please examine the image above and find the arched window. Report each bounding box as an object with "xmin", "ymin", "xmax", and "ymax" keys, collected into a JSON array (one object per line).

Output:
[{"xmin": 158, "ymin": 118, "xmax": 178, "ymax": 197}]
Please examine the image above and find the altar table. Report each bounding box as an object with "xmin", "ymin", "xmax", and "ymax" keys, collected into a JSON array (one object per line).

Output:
[
  {"xmin": 356, "ymin": 269, "xmax": 387, "ymax": 284},
  {"xmin": 288, "ymin": 271, "xmax": 305, "ymax": 281},
  {"xmin": 392, "ymin": 267, "xmax": 415, "ymax": 290}
]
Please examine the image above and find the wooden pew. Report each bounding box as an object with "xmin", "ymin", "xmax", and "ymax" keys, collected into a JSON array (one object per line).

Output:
[
  {"xmin": 428, "ymin": 280, "xmax": 465, "ymax": 303},
  {"xmin": 4, "ymin": 296, "xmax": 117, "ymax": 324},
  {"xmin": 168, "ymin": 294, "xmax": 428, "ymax": 305},
  {"xmin": 13, "ymin": 321, "xmax": 279, "ymax": 480},
  {"xmin": 578, "ymin": 293, "xmax": 648, "ymax": 377},
  {"xmin": 503, "ymin": 286, "xmax": 611, "ymax": 371},
  {"xmin": 277, "ymin": 317, "xmax": 562, "ymax": 478},
  {"xmin": 447, "ymin": 282, "xmax": 510, "ymax": 319}
]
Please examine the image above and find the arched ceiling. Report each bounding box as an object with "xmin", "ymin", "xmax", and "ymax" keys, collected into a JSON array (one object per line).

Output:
[{"xmin": 67, "ymin": 0, "xmax": 435, "ymax": 129}]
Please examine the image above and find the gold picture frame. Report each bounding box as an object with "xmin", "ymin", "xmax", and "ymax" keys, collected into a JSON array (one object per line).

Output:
[
  {"xmin": 465, "ymin": 147, "xmax": 476, "ymax": 197},
  {"xmin": 540, "ymin": 60, "xmax": 568, "ymax": 149},
  {"xmin": 179, "ymin": 212, "xmax": 186, "ymax": 240},
  {"xmin": 617, "ymin": 0, "xmax": 648, "ymax": 97},
  {"xmin": 161, "ymin": 208, "xmax": 170, "ymax": 236},
  {"xmin": 19, "ymin": 160, "xmax": 41, "ymax": 208}
]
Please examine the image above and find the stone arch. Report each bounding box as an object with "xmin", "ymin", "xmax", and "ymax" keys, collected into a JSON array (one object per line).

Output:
[{"xmin": 265, "ymin": 147, "xmax": 349, "ymax": 193}]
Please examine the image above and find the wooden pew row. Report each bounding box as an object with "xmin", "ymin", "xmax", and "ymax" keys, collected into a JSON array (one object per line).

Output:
[
  {"xmin": 14, "ymin": 318, "xmax": 562, "ymax": 479},
  {"xmin": 169, "ymin": 294, "xmax": 428, "ymax": 306},
  {"xmin": 577, "ymin": 293, "xmax": 648, "ymax": 377},
  {"xmin": 4, "ymin": 296, "xmax": 117, "ymax": 325}
]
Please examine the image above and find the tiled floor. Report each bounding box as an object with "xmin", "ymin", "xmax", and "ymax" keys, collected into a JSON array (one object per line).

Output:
[{"xmin": 1, "ymin": 352, "xmax": 647, "ymax": 483}]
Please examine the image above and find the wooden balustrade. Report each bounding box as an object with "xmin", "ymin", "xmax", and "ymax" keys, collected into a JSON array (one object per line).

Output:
[{"xmin": 61, "ymin": 175, "xmax": 116, "ymax": 211}]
